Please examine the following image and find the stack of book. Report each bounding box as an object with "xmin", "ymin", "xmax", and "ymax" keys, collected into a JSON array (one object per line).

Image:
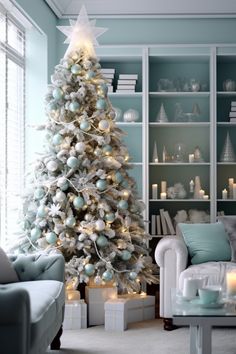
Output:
[
  {"xmin": 116, "ymin": 74, "xmax": 138, "ymax": 93},
  {"xmin": 101, "ymin": 68, "xmax": 115, "ymax": 93},
  {"xmin": 229, "ymin": 101, "xmax": 236, "ymax": 122},
  {"xmin": 151, "ymin": 209, "xmax": 175, "ymax": 236}
]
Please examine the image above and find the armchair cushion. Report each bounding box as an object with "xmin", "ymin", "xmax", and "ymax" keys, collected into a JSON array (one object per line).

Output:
[
  {"xmin": 178, "ymin": 222, "xmax": 231, "ymax": 264},
  {"xmin": 0, "ymin": 248, "xmax": 18, "ymax": 284}
]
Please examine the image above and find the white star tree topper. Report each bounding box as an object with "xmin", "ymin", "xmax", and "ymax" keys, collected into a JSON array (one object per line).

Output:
[{"xmin": 57, "ymin": 5, "xmax": 107, "ymax": 58}]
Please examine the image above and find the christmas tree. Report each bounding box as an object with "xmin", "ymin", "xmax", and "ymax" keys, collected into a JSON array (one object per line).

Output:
[{"xmin": 14, "ymin": 6, "xmax": 157, "ymax": 293}]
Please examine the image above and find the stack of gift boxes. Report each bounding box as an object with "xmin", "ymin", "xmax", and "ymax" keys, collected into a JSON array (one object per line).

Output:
[{"xmin": 64, "ymin": 286, "xmax": 155, "ymax": 331}]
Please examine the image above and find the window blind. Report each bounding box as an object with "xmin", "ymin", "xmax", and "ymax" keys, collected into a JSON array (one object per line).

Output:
[{"xmin": 0, "ymin": 6, "xmax": 25, "ymax": 246}]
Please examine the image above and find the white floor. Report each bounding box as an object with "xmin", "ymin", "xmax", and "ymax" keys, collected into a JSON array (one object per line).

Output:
[{"xmin": 48, "ymin": 319, "xmax": 236, "ymax": 354}]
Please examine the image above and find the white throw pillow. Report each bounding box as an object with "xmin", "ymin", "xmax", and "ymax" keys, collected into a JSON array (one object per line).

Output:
[{"xmin": 0, "ymin": 247, "xmax": 19, "ymax": 283}]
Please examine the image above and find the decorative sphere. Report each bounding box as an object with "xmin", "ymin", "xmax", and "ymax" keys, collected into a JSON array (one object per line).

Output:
[
  {"xmin": 69, "ymin": 101, "xmax": 80, "ymax": 112},
  {"xmin": 86, "ymin": 70, "xmax": 95, "ymax": 80},
  {"xmin": 59, "ymin": 181, "xmax": 69, "ymax": 191},
  {"xmin": 113, "ymin": 107, "xmax": 123, "ymax": 121},
  {"xmin": 52, "ymin": 134, "xmax": 63, "ymax": 145},
  {"xmin": 98, "ymin": 83, "xmax": 108, "ymax": 96},
  {"xmin": 95, "ymin": 63, "xmax": 101, "ymax": 69},
  {"xmin": 37, "ymin": 206, "xmax": 48, "ymax": 218},
  {"xmin": 34, "ymin": 188, "xmax": 45, "ymax": 200},
  {"xmin": 52, "ymin": 88, "xmax": 63, "ymax": 100},
  {"xmin": 83, "ymin": 59, "xmax": 92, "ymax": 69},
  {"xmin": 75, "ymin": 142, "xmax": 86, "ymax": 153},
  {"xmin": 96, "ymin": 179, "xmax": 107, "ymax": 191},
  {"xmin": 73, "ymin": 196, "xmax": 85, "ymax": 209},
  {"xmin": 98, "ymin": 119, "xmax": 110, "ymax": 130},
  {"xmin": 67, "ymin": 156, "xmax": 79, "ymax": 168},
  {"xmin": 46, "ymin": 232, "xmax": 57, "ymax": 244},
  {"xmin": 78, "ymin": 234, "xmax": 86, "ymax": 241},
  {"xmin": 113, "ymin": 172, "xmax": 123, "ymax": 183},
  {"xmin": 47, "ymin": 102, "xmax": 57, "ymax": 111},
  {"xmin": 71, "ymin": 64, "xmax": 81, "ymax": 74},
  {"xmin": 118, "ymin": 200, "xmax": 128, "ymax": 210},
  {"xmin": 30, "ymin": 227, "xmax": 41, "ymax": 241},
  {"xmin": 84, "ymin": 213, "xmax": 92, "ymax": 221},
  {"xmin": 105, "ymin": 212, "xmax": 115, "ymax": 223},
  {"xmin": 96, "ymin": 98, "xmax": 107, "ymax": 110},
  {"xmin": 55, "ymin": 191, "xmax": 66, "ymax": 202},
  {"xmin": 65, "ymin": 216, "xmax": 76, "ymax": 228},
  {"xmin": 129, "ymin": 271, "xmax": 138, "ymax": 280},
  {"xmin": 84, "ymin": 263, "xmax": 95, "ymax": 276},
  {"xmin": 102, "ymin": 270, "xmax": 113, "ymax": 282},
  {"xmin": 46, "ymin": 160, "xmax": 58, "ymax": 172},
  {"xmin": 94, "ymin": 148, "xmax": 102, "ymax": 157},
  {"xmin": 80, "ymin": 120, "xmax": 91, "ymax": 131},
  {"xmin": 95, "ymin": 219, "xmax": 105, "ymax": 231},
  {"xmin": 123, "ymin": 109, "xmax": 139, "ymax": 122},
  {"xmin": 96, "ymin": 235, "xmax": 108, "ymax": 248},
  {"xmin": 57, "ymin": 177, "xmax": 67, "ymax": 187},
  {"xmin": 102, "ymin": 145, "xmax": 112, "ymax": 155},
  {"xmin": 121, "ymin": 250, "xmax": 132, "ymax": 261}
]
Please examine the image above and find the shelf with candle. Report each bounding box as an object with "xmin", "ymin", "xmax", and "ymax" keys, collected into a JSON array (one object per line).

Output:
[{"xmin": 149, "ymin": 198, "xmax": 210, "ymax": 202}]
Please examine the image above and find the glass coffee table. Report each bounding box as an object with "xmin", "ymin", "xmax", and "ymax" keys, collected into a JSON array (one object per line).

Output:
[{"xmin": 172, "ymin": 289, "xmax": 236, "ymax": 354}]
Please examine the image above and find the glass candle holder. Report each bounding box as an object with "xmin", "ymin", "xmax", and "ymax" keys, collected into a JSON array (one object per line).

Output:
[{"xmin": 226, "ymin": 271, "xmax": 236, "ymax": 297}]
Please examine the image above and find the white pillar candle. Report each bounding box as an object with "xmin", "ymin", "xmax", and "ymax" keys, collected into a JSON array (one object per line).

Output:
[
  {"xmin": 152, "ymin": 184, "xmax": 158, "ymax": 199},
  {"xmin": 182, "ymin": 278, "xmax": 198, "ymax": 300},
  {"xmin": 199, "ymin": 189, "xmax": 205, "ymax": 199},
  {"xmin": 161, "ymin": 181, "xmax": 167, "ymax": 193},
  {"xmin": 229, "ymin": 178, "xmax": 234, "ymax": 199},
  {"xmin": 189, "ymin": 179, "xmax": 194, "ymax": 193},
  {"xmin": 203, "ymin": 195, "xmax": 209, "ymax": 200},
  {"xmin": 222, "ymin": 188, "xmax": 228, "ymax": 200},
  {"xmin": 233, "ymin": 184, "xmax": 236, "ymax": 199},
  {"xmin": 160, "ymin": 192, "xmax": 167, "ymax": 200},
  {"xmin": 189, "ymin": 154, "xmax": 194, "ymax": 163},
  {"xmin": 226, "ymin": 272, "xmax": 236, "ymax": 296}
]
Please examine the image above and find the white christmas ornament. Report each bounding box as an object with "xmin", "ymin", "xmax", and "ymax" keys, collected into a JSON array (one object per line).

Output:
[
  {"xmin": 47, "ymin": 160, "xmax": 58, "ymax": 171},
  {"xmin": 98, "ymin": 119, "xmax": 110, "ymax": 131},
  {"xmin": 57, "ymin": 5, "xmax": 107, "ymax": 58},
  {"xmin": 95, "ymin": 219, "xmax": 105, "ymax": 231},
  {"xmin": 75, "ymin": 142, "xmax": 86, "ymax": 153}
]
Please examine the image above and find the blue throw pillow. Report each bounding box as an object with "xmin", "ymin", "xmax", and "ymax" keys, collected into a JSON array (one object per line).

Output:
[{"xmin": 178, "ymin": 222, "xmax": 231, "ymax": 265}]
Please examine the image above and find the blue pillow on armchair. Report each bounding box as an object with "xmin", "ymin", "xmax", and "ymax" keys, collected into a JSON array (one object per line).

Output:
[{"xmin": 178, "ymin": 222, "xmax": 231, "ymax": 265}]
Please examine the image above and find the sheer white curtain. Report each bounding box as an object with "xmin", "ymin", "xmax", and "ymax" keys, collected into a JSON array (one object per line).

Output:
[{"xmin": 0, "ymin": 5, "xmax": 25, "ymax": 246}]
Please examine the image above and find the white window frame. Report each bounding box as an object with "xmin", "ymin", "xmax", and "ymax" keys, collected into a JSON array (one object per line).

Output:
[{"xmin": 0, "ymin": 3, "xmax": 25, "ymax": 246}]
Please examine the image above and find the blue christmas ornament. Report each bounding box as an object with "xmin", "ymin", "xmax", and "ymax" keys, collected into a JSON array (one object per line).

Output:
[
  {"xmin": 121, "ymin": 250, "xmax": 132, "ymax": 261},
  {"xmin": 86, "ymin": 70, "xmax": 95, "ymax": 80},
  {"xmin": 47, "ymin": 102, "xmax": 57, "ymax": 111},
  {"xmin": 73, "ymin": 196, "xmax": 85, "ymax": 209},
  {"xmin": 129, "ymin": 271, "xmax": 138, "ymax": 280},
  {"xmin": 114, "ymin": 172, "xmax": 123, "ymax": 183},
  {"xmin": 95, "ymin": 63, "xmax": 101, "ymax": 69},
  {"xmin": 96, "ymin": 179, "xmax": 107, "ymax": 191},
  {"xmin": 60, "ymin": 181, "xmax": 69, "ymax": 191},
  {"xmin": 96, "ymin": 98, "xmax": 107, "ymax": 110},
  {"xmin": 37, "ymin": 205, "xmax": 48, "ymax": 218},
  {"xmin": 46, "ymin": 232, "xmax": 57, "ymax": 244},
  {"xmin": 102, "ymin": 270, "xmax": 113, "ymax": 282},
  {"xmin": 105, "ymin": 212, "xmax": 115, "ymax": 223},
  {"xmin": 71, "ymin": 64, "xmax": 81, "ymax": 74},
  {"xmin": 96, "ymin": 235, "xmax": 108, "ymax": 248},
  {"xmin": 84, "ymin": 263, "xmax": 95, "ymax": 276},
  {"xmin": 65, "ymin": 216, "xmax": 76, "ymax": 228},
  {"xmin": 102, "ymin": 145, "xmax": 112, "ymax": 154},
  {"xmin": 99, "ymin": 83, "xmax": 108, "ymax": 94},
  {"xmin": 52, "ymin": 134, "xmax": 63, "ymax": 145},
  {"xmin": 117, "ymin": 200, "xmax": 128, "ymax": 210},
  {"xmin": 30, "ymin": 227, "xmax": 41, "ymax": 241},
  {"xmin": 67, "ymin": 156, "xmax": 79, "ymax": 168},
  {"xmin": 69, "ymin": 101, "xmax": 80, "ymax": 112},
  {"xmin": 80, "ymin": 120, "xmax": 91, "ymax": 131},
  {"xmin": 34, "ymin": 188, "xmax": 45, "ymax": 200},
  {"xmin": 52, "ymin": 88, "xmax": 63, "ymax": 100}
]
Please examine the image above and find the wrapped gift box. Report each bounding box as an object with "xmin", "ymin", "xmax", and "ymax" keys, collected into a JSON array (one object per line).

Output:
[
  {"xmin": 85, "ymin": 285, "xmax": 117, "ymax": 326},
  {"xmin": 105, "ymin": 294, "xmax": 155, "ymax": 331},
  {"xmin": 63, "ymin": 300, "xmax": 87, "ymax": 330}
]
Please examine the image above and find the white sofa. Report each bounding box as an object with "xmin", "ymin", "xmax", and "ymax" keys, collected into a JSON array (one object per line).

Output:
[{"xmin": 155, "ymin": 235, "xmax": 236, "ymax": 330}]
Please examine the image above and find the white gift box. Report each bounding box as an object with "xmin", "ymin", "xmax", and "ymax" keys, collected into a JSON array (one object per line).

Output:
[
  {"xmin": 104, "ymin": 295, "xmax": 155, "ymax": 331},
  {"xmin": 63, "ymin": 300, "xmax": 87, "ymax": 330},
  {"xmin": 85, "ymin": 286, "xmax": 117, "ymax": 326}
]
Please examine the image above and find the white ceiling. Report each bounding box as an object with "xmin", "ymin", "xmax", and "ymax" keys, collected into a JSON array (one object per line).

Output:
[{"xmin": 45, "ymin": 0, "xmax": 236, "ymax": 18}]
